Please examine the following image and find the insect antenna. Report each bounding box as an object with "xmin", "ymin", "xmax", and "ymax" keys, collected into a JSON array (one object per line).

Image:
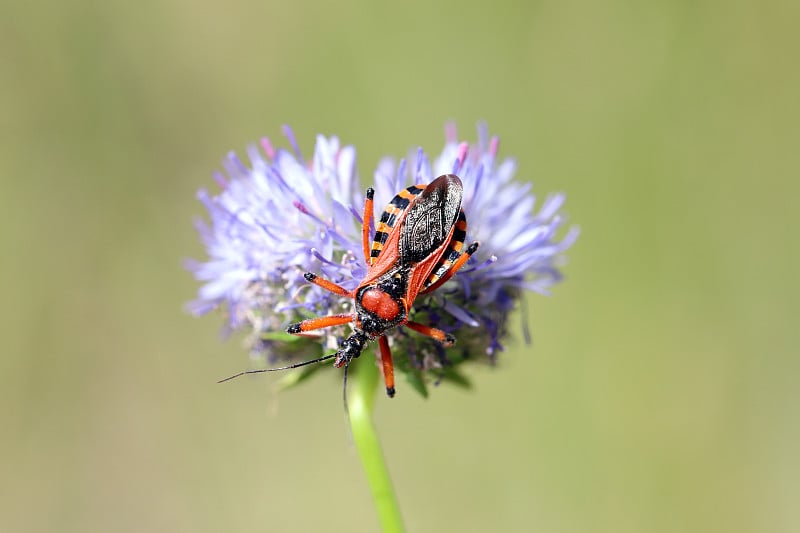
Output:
[
  {"xmin": 342, "ymin": 360, "xmax": 351, "ymax": 415},
  {"xmin": 520, "ymin": 295, "xmax": 532, "ymax": 345},
  {"xmin": 217, "ymin": 353, "xmax": 337, "ymax": 383}
]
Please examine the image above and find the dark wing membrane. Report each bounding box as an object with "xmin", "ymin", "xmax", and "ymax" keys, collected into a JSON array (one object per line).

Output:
[
  {"xmin": 423, "ymin": 209, "xmax": 467, "ymax": 288},
  {"xmin": 370, "ymin": 184, "xmax": 425, "ymax": 261},
  {"xmin": 400, "ymin": 174, "xmax": 463, "ymax": 265}
]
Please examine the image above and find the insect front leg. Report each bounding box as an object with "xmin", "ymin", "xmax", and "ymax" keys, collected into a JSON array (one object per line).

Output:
[{"xmin": 286, "ymin": 313, "xmax": 353, "ymax": 335}]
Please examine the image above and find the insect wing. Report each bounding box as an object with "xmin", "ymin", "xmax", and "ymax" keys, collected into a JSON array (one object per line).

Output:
[
  {"xmin": 361, "ymin": 184, "xmax": 425, "ymax": 285},
  {"xmin": 360, "ymin": 175, "xmax": 463, "ymax": 297},
  {"xmin": 370, "ymin": 184, "xmax": 425, "ymax": 262},
  {"xmin": 400, "ymin": 174, "xmax": 463, "ymax": 265},
  {"xmin": 402, "ymin": 175, "xmax": 464, "ymax": 302}
]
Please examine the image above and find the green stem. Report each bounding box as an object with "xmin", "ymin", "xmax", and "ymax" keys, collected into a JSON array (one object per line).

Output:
[{"xmin": 348, "ymin": 358, "xmax": 405, "ymax": 533}]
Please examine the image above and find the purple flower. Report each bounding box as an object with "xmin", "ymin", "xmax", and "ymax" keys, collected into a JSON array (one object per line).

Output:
[{"xmin": 187, "ymin": 124, "xmax": 578, "ymax": 395}]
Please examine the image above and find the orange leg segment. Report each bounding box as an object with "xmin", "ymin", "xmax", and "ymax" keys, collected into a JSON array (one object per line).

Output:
[
  {"xmin": 405, "ymin": 321, "xmax": 456, "ymax": 347},
  {"xmin": 287, "ymin": 313, "xmax": 353, "ymax": 335},
  {"xmin": 421, "ymin": 241, "xmax": 480, "ymax": 295},
  {"xmin": 303, "ymin": 272, "xmax": 352, "ymax": 297},
  {"xmin": 362, "ymin": 188, "xmax": 375, "ymax": 266},
  {"xmin": 377, "ymin": 335, "xmax": 396, "ymax": 397}
]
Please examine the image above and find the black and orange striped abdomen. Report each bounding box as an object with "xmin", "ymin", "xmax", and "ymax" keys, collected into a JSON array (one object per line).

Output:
[
  {"xmin": 370, "ymin": 184, "xmax": 425, "ymax": 261},
  {"xmin": 423, "ymin": 209, "xmax": 467, "ymax": 289}
]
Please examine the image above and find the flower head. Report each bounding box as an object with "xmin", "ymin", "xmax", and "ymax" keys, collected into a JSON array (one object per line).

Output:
[{"xmin": 188, "ymin": 124, "xmax": 577, "ymax": 395}]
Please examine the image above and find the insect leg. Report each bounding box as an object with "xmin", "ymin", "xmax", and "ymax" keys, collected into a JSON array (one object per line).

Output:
[
  {"xmin": 302, "ymin": 272, "xmax": 351, "ymax": 297},
  {"xmin": 420, "ymin": 241, "xmax": 480, "ymax": 295},
  {"xmin": 405, "ymin": 321, "xmax": 456, "ymax": 347},
  {"xmin": 377, "ymin": 335, "xmax": 396, "ymax": 397},
  {"xmin": 287, "ymin": 313, "xmax": 353, "ymax": 334},
  {"xmin": 362, "ymin": 187, "xmax": 375, "ymax": 266}
]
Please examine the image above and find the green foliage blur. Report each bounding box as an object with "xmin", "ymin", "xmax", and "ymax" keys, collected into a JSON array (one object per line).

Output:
[{"xmin": 2, "ymin": 1, "xmax": 798, "ymax": 532}]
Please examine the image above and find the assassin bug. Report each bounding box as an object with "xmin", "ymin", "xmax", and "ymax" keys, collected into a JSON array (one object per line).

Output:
[{"xmin": 220, "ymin": 174, "xmax": 479, "ymax": 397}]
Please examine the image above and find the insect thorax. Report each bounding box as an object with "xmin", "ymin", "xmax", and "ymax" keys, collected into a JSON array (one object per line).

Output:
[{"xmin": 355, "ymin": 270, "xmax": 408, "ymax": 335}]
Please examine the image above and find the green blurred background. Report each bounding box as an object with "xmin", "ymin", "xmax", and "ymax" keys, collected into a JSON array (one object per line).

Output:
[{"xmin": 2, "ymin": 1, "xmax": 798, "ymax": 531}]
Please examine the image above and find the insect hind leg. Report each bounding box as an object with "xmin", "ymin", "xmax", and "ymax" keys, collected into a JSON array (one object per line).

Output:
[
  {"xmin": 362, "ymin": 187, "xmax": 375, "ymax": 266},
  {"xmin": 421, "ymin": 241, "xmax": 480, "ymax": 294}
]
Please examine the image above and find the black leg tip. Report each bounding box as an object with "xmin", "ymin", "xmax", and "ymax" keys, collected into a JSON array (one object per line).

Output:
[
  {"xmin": 466, "ymin": 241, "xmax": 480, "ymax": 254},
  {"xmin": 303, "ymin": 272, "xmax": 317, "ymax": 282},
  {"xmin": 386, "ymin": 387, "xmax": 396, "ymax": 398},
  {"xmin": 444, "ymin": 334, "xmax": 456, "ymax": 346},
  {"xmin": 287, "ymin": 323, "xmax": 302, "ymax": 334},
  {"xmin": 366, "ymin": 187, "xmax": 374, "ymax": 199}
]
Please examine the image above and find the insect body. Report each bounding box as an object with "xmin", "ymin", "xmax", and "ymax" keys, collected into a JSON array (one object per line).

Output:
[{"xmin": 221, "ymin": 174, "xmax": 479, "ymax": 397}]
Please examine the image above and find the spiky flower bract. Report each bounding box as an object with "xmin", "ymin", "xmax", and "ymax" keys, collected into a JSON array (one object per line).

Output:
[{"xmin": 187, "ymin": 124, "xmax": 577, "ymax": 395}]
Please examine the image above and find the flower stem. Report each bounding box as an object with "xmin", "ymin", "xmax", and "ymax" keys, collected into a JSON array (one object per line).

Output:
[{"xmin": 348, "ymin": 357, "xmax": 405, "ymax": 533}]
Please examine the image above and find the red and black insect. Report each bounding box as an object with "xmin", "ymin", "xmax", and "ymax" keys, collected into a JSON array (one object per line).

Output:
[{"xmin": 221, "ymin": 174, "xmax": 479, "ymax": 397}]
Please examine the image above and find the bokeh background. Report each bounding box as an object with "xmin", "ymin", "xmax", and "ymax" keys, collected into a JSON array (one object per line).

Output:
[{"xmin": 2, "ymin": 1, "xmax": 798, "ymax": 532}]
